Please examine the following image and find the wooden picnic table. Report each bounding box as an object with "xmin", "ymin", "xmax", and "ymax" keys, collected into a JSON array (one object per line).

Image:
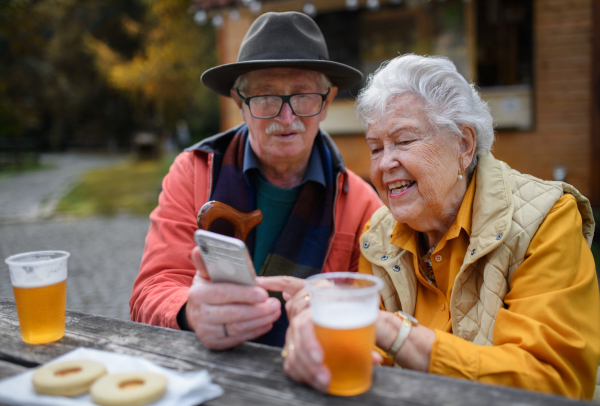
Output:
[{"xmin": 0, "ymin": 297, "xmax": 588, "ymax": 406}]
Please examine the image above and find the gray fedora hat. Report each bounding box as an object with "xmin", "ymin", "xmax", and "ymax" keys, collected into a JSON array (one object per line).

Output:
[{"xmin": 201, "ymin": 11, "xmax": 363, "ymax": 97}]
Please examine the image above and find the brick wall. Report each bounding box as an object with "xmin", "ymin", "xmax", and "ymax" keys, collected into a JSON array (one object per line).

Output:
[
  {"xmin": 214, "ymin": 0, "xmax": 596, "ymax": 200},
  {"xmin": 493, "ymin": 0, "xmax": 593, "ymax": 198}
]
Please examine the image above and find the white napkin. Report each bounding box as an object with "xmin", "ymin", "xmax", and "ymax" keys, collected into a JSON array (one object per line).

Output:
[{"xmin": 0, "ymin": 347, "xmax": 224, "ymax": 406}]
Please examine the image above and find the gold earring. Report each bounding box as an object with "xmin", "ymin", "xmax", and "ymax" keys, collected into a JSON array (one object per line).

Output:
[{"xmin": 458, "ymin": 169, "xmax": 463, "ymax": 180}]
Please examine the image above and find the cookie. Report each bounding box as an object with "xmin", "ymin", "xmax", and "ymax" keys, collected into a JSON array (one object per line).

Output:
[
  {"xmin": 90, "ymin": 372, "xmax": 167, "ymax": 406},
  {"xmin": 32, "ymin": 360, "xmax": 107, "ymax": 397}
]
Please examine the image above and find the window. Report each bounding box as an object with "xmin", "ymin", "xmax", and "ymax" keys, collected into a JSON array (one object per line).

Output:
[{"xmin": 315, "ymin": 0, "xmax": 534, "ymax": 130}]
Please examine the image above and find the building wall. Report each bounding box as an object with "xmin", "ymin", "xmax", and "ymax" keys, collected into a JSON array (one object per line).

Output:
[
  {"xmin": 217, "ymin": 15, "xmax": 252, "ymax": 131},
  {"xmin": 493, "ymin": 0, "xmax": 593, "ymax": 197},
  {"xmin": 215, "ymin": 0, "xmax": 595, "ymax": 198}
]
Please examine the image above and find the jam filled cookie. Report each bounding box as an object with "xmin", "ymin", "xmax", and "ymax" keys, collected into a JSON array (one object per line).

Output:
[
  {"xmin": 32, "ymin": 360, "xmax": 107, "ymax": 397},
  {"xmin": 90, "ymin": 372, "xmax": 167, "ymax": 406}
]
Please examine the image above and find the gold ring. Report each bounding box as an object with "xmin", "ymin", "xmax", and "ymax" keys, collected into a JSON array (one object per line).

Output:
[
  {"xmin": 281, "ymin": 343, "xmax": 295, "ymax": 358},
  {"xmin": 303, "ymin": 295, "xmax": 310, "ymax": 302}
]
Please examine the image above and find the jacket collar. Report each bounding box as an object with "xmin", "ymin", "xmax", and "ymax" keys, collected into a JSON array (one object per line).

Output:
[
  {"xmin": 361, "ymin": 153, "xmax": 515, "ymax": 265},
  {"xmin": 466, "ymin": 152, "xmax": 513, "ymax": 262}
]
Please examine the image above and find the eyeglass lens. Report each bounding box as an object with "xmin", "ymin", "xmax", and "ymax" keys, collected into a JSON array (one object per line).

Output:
[{"xmin": 249, "ymin": 94, "xmax": 323, "ymax": 118}]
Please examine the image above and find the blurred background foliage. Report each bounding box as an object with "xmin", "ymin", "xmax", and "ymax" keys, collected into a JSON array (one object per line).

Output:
[
  {"xmin": 0, "ymin": 0, "xmax": 219, "ymax": 154},
  {"xmin": 55, "ymin": 157, "xmax": 173, "ymax": 217}
]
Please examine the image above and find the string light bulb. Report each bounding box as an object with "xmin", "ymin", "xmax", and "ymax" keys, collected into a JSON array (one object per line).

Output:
[
  {"xmin": 303, "ymin": 2, "xmax": 317, "ymax": 17},
  {"xmin": 345, "ymin": 0, "xmax": 359, "ymax": 11},
  {"xmin": 249, "ymin": 1, "xmax": 262, "ymax": 14},
  {"xmin": 212, "ymin": 13, "xmax": 224, "ymax": 27},
  {"xmin": 193, "ymin": 10, "xmax": 207, "ymax": 25},
  {"xmin": 229, "ymin": 8, "xmax": 240, "ymax": 21},
  {"xmin": 366, "ymin": 0, "xmax": 380, "ymax": 10}
]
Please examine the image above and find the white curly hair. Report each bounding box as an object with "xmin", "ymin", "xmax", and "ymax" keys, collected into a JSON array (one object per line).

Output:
[{"xmin": 356, "ymin": 54, "xmax": 495, "ymax": 173}]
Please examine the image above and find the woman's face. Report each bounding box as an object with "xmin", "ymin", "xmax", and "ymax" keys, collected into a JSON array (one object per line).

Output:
[{"xmin": 366, "ymin": 94, "xmax": 469, "ymax": 233}]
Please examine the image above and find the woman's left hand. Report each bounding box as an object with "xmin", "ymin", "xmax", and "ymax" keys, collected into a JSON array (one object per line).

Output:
[{"xmin": 375, "ymin": 310, "xmax": 436, "ymax": 371}]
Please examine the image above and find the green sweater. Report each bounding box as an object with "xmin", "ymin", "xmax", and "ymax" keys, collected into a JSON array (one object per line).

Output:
[{"xmin": 251, "ymin": 172, "xmax": 301, "ymax": 273}]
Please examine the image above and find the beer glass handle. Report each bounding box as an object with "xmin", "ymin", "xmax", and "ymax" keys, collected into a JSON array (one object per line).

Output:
[{"xmin": 196, "ymin": 201, "xmax": 263, "ymax": 243}]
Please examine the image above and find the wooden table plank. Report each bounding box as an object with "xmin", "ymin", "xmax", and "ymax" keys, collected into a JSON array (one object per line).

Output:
[
  {"xmin": 0, "ymin": 360, "xmax": 26, "ymax": 380},
  {"xmin": 0, "ymin": 298, "xmax": 586, "ymax": 406}
]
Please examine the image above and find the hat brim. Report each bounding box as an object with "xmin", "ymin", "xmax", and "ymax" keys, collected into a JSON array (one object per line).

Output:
[{"xmin": 201, "ymin": 60, "xmax": 363, "ymax": 97}]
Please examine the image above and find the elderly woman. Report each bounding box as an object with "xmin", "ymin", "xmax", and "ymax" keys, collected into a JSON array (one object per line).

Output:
[{"xmin": 265, "ymin": 54, "xmax": 600, "ymax": 399}]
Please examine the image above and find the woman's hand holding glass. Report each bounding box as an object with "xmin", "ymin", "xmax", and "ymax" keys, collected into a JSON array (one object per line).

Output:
[{"xmin": 261, "ymin": 275, "xmax": 436, "ymax": 393}]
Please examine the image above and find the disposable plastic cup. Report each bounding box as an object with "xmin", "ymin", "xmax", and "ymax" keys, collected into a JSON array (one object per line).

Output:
[
  {"xmin": 306, "ymin": 272, "xmax": 383, "ymax": 396},
  {"xmin": 5, "ymin": 251, "xmax": 70, "ymax": 344}
]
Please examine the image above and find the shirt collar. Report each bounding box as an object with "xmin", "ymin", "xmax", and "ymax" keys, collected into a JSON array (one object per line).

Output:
[
  {"xmin": 242, "ymin": 135, "xmax": 326, "ymax": 188},
  {"xmin": 446, "ymin": 170, "xmax": 476, "ymax": 239},
  {"xmin": 390, "ymin": 221, "xmax": 418, "ymax": 255}
]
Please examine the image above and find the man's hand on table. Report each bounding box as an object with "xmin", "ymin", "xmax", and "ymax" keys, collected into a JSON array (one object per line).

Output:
[{"xmin": 186, "ymin": 246, "xmax": 281, "ymax": 350}]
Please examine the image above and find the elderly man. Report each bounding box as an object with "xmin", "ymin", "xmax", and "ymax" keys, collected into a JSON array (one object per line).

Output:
[{"xmin": 129, "ymin": 12, "xmax": 382, "ymax": 349}]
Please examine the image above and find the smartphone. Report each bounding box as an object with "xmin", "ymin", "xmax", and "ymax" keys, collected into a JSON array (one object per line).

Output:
[{"xmin": 193, "ymin": 229, "xmax": 256, "ymax": 285}]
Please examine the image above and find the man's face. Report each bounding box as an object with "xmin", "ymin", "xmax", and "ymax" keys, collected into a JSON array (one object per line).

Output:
[{"xmin": 231, "ymin": 68, "xmax": 337, "ymax": 171}]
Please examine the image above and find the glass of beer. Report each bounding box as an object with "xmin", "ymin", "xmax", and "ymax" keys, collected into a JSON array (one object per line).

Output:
[
  {"xmin": 305, "ymin": 272, "xmax": 383, "ymax": 396},
  {"xmin": 5, "ymin": 251, "xmax": 69, "ymax": 344}
]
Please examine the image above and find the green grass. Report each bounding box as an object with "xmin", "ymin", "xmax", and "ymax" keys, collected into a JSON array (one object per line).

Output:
[{"xmin": 55, "ymin": 157, "xmax": 173, "ymax": 217}]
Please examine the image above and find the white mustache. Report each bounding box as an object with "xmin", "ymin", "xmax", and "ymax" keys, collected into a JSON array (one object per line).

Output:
[{"xmin": 265, "ymin": 120, "xmax": 306, "ymax": 135}]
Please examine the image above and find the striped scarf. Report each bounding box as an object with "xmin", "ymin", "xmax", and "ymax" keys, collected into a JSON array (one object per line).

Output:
[{"xmin": 209, "ymin": 125, "xmax": 335, "ymax": 281}]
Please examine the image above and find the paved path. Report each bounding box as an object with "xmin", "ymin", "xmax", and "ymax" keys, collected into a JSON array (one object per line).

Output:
[
  {"xmin": 0, "ymin": 217, "xmax": 150, "ymax": 320},
  {"xmin": 0, "ymin": 154, "xmax": 151, "ymax": 321},
  {"xmin": 0, "ymin": 154, "xmax": 126, "ymax": 223}
]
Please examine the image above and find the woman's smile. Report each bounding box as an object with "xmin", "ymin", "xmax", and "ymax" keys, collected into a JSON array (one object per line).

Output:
[{"xmin": 387, "ymin": 179, "xmax": 416, "ymax": 198}]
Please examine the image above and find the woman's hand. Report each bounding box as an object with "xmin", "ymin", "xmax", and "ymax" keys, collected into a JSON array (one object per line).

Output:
[
  {"xmin": 281, "ymin": 307, "xmax": 331, "ymax": 392},
  {"xmin": 375, "ymin": 310, "xmax": 436, "ymax": 371},
  {"xmin": 257, "ymin": 276, "xmax": 331, "ymax": 391},
  {"xmin": 256, "ymin": 276, "xmax": 311, "ymax": 320},
  {"xmin": 280, "ymin": 308, "xmax": 395, "ymax": 393}
]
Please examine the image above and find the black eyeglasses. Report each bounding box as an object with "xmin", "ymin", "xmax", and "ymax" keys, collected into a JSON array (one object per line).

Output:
[{"xmin": 236, "ymin": 88, "xmax": 330, "ymax": 119}]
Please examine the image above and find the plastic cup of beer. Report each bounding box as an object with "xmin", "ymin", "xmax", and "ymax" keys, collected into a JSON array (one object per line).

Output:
[
  {"xmin": 306, "ymin": 272, "xmax": 383, "ymax": 396},
  {"xmin": 5, "ymin": 251, "xmax": 69, "ymax": 344}
]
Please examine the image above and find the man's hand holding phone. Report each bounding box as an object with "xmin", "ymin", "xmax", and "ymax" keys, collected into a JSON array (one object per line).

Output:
[{"xmin": 186, "ymin": 244, "xmax": 281, "ymax": 350}]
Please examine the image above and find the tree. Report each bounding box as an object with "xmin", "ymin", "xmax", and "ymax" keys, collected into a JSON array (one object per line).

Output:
[
  {"xmin": 0, "ymin": 0, "xmax": 218, "ymax": 155},
  {"xmin": 0, "ymin": 0, "xmax": 145, "ymax": 151},
  {"xmin": 86, "ymin": 0, "xmax": 219, "ymax": 140}
]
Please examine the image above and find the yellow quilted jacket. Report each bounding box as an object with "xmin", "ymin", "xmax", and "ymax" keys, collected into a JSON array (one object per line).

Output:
[{"xmin": 360, "ymin": 152, "xmax": 599, "ymax": 398}]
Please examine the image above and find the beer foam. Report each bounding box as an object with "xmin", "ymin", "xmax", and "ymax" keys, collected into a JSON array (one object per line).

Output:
[
  {"xmin": 312, "ymin": 302, "xmax": 378, "ymax": 330},
  {"xmin": 6, "ymin": 254, "xmax": 68, "ymax": 288}
]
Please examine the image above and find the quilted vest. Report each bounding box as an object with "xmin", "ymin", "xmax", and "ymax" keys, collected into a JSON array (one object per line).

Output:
[{"xmin": 360, "ymin": 153, "xmax": 595, "ymax": 346}]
